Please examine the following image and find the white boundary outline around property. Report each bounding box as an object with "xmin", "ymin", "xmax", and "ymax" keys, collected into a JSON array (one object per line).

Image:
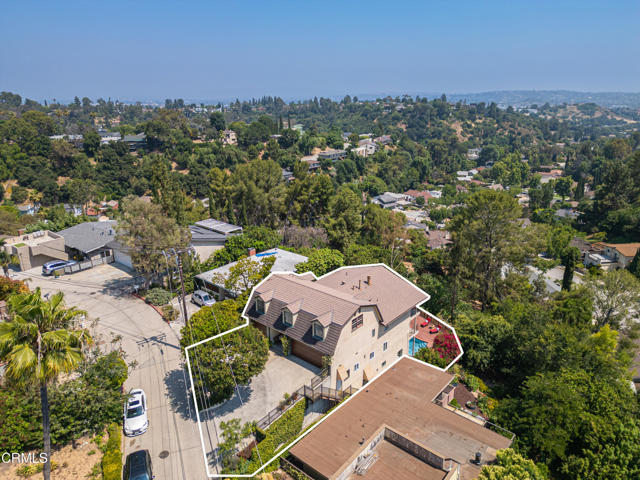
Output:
[{"xmin": 184, "ymin": 263, "xmax": 464, "ymax": 478}]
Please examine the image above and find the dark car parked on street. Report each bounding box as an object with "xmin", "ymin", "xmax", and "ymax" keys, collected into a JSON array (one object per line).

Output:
[{"xmin": 123, "ymin": 449, "xmax": 154, "ymax": 480}]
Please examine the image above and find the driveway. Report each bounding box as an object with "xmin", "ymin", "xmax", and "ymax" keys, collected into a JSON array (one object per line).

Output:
[
  {"xmin": 13, "ymin": 265, "xmax": 208, "ymax": 480},
  {"xmin": 199, "ymin": 350, "xmax": 319, "ymax": 474}
]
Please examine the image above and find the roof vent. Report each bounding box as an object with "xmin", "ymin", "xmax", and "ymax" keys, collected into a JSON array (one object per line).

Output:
[{"xmin": 475, "ymin": 452, "xmax": 482, "ymax": 465}]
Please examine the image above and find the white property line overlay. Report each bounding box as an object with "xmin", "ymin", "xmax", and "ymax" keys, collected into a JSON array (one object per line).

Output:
[{"xmin": 184, "ymin": 263, "xmax": 464, "ymax": 478}]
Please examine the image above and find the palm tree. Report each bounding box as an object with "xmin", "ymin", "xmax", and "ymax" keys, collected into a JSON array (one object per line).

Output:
[{"xmin": 0, "ymin": 289, "xmax": 91, "ymax": 480}]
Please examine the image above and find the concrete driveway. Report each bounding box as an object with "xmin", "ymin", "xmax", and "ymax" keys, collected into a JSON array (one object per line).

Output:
[
  {"xmin": 13, "ymin": 265, "xmax": 208, "ymax": 480},
  {"xmin": 199, "ymin": 349, "xmax": 319, "ymax": 474}
]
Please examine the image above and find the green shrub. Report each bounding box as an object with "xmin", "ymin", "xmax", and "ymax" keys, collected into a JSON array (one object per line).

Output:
[
  {"xmin": 449, "ymin": 398, "xmax": 460, "ymax": 408},
  {"xmin": 145, "ymin": 287, "xmax": 172, "ymax": 305},
  {"xmin": 101, "ymin": 423, "xmax": 122, "ymax": 480},
  {"xmin": 238, "ymin": 399, "xmax": 306, "ymax": 474},
  {"xmin": 281, "ymin": 336, "xmax": 290, "ymax": 356},
  {"xmin": 161, "ymin": 304, "xmax": 179, "ymax": 322},
  {"xmin": 16, "ymin": 461, "xmax": 58, "ymax": 477}
]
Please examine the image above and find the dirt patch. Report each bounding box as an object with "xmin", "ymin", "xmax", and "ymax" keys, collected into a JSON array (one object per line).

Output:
[{"xmin": 0, "ymin": 435, "xmax": 103, "ymax": 480}]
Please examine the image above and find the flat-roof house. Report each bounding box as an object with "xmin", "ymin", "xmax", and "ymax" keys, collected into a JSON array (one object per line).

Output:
[
  {"xmin": 245, "ymin": 265, "xmax": 430, "ymax": 389},
  {"xmin": 372, "ymin": 192, "xmax": 409, "ymax": 209},
  {"xmin": 98, "ymin": 130, "xmax": 121, "ymax": 145},
  {"xmin": 189, "ymin": 218, "xmax": 242, "ymax": 262},
  {"xmin": 194, "ymin": 248, "xmax": 308, "ymax": 301},
  {"xmin": 301, "ymin": 154, "xmax": 321, "ymax": 171},
  {"xmin": 2, "ymin": 230, "xmax": 68, "ymax": 271},
  {"xmin": 288, "ymin": 357, "xmax": 512, "ymax": 480},
  {"xmin": 373, "ymin": 134, "xmax": 392, "ymax": 145},
  {"xmin": 318, "ymin": 149, "xmax": 346, "ymax": 162}
]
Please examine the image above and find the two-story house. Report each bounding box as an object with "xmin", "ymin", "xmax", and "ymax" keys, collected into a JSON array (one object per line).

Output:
[{"xmin": 244, "ymin": 264, "xmax": 429, "ymax": 390}]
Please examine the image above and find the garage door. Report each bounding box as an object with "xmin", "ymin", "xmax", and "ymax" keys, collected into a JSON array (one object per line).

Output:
[
  {"xmin": 114, "ymin": 250, "xmax": 133, "ymax": 269},
  {"xmin": 291, "ymin": 340, "xmax": 323, "ymax": 367},
  {"xmin": 252, "ymin": 321, "xmax": 267, "ymax": 336}
]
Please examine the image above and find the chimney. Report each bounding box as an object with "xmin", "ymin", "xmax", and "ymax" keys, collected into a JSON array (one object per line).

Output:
[
  {"xmin": 248, "ymin": 247, "xmax": 256, "ymax": 256},
  {"xmin": 367, "ymin": 275, "xmax": 371, "ymax": 285}
]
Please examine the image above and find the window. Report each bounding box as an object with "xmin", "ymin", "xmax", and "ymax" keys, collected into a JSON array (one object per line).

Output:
[
  {"xmin": 383, "ymin": 342, "xmax": 388, "ymax": 351},
  {"xmin": 382, "ymin": 361, "xmax": 387, "ymax": 368},
  {"xmin": 371, "ymin": 328, "xmax": 376, "ymax": 337},
  {"xmin": 369, "ymin": 351, "xmax": 375, "ymax": 360},
  {"xmin": 255, "ymin": 297, "xmax": 265, "ymax": 314},
  {"xmin": 351, "ymin": 314, "xmax": 363, "ymax": 331},
  {"xmin": 282, "ymin": 309, "xmax": 293, "ymax": 326},
  {"xmin": 397, "ymin": 349, "xmax": 403, "ymax": 357},
  {"xmin": 354, "ymin": 363, "xmax": 360, "ymax": 372},
  {"xmin": 312, "ymin": 322, "xmax": 324, "ymax": 340}
]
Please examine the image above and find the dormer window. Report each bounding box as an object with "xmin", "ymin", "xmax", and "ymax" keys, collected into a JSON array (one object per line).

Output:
[
  {"xmin": 312, "ymin": 322, "xmax": 325, "ymax": 340},
  {"xmin": 282, "ymin": 309, "xmax": 293, "ymax": 326},
  {"xmin": 255, "ymin": 297, "xmax": 265, "ymax": 314}
]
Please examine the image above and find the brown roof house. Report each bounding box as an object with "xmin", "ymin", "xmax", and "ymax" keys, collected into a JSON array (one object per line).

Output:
[
  {"xmin": 288, "ymin": 357, "xmax": 513, "ymax": 480},
  {"xmin": 244, "ymin": 264, "xmax": 456, "ymax": 390}
]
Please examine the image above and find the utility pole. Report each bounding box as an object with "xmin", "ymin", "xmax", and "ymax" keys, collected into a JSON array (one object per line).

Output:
[{"xmin": 164, "ymin": 248, "xmax": 193, "ymax": 326}]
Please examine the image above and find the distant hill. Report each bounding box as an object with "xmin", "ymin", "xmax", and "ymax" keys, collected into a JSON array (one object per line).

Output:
[{"xmin": 440, "ymin": 90, "xmax": 640, "ymax": 109}]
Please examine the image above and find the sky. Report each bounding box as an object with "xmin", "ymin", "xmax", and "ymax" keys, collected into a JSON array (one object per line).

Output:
[{"xmin": 1, "ymin": 0, "xmax": 639, "ymax": 103}]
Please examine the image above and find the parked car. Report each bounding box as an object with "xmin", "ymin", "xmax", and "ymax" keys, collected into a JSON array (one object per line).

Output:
[
  {"xmin": 123, "ymin": 449, "xmax": 154, "ymax": 480},
  {"xmin": 123, "ymin": 389, "xmax": 148, "ymax": 436},
  {"xmin": 191, "ymin": 289, "xmax": 215, "ymax": 307},
  {"xmin": 42, "ymin": 260, "xmax": 77, "ymax": 276}
]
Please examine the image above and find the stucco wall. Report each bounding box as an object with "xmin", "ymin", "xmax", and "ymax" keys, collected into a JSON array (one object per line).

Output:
[{"xmin": 330, "ymin": 305, "xmax": 414, "ymax": 389}]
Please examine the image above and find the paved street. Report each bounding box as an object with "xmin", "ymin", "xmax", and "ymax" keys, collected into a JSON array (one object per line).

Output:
[{"xmin": 14, "ymin": 265, "xmax": 209, "ymax": 480}]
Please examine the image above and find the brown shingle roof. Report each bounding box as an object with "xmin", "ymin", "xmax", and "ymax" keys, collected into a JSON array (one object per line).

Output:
[
  {"xmin": 316, "ymin": 265, "xmax": 429, "ymax": 325},
  {"xmin": 605, "ymin": 243, "xmax": 640, "ymax": 258},
  {"xmin": 289, "ymin": 358, "xmax": 512, "ymax": 479}
]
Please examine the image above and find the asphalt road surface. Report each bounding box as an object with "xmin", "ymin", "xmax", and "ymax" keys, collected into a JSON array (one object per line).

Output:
[{"xmin": 14, "ymin": 265, "xmax": 209, "ymax": 480}]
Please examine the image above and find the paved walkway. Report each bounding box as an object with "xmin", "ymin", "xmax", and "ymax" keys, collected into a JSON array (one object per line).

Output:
[{"xmin": 14, "ymin": 265, "xmax": 208, "ymax": 480}]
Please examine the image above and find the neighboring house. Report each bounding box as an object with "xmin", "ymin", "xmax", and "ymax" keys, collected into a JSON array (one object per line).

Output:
[
  {"xmin": 58, "ymin": 220, "xmax": 117, "ymax": 262},
  {"xmin": 189, "ymin": 218, "xmax": 243, "ymax": 261},
  {"xmin": 425, "ymin": 230, "xmax": 452, "ymax": 250},
  {"xmin": 456, "ymin": 170, "xmax": 473, "ymax": 182},
  {"xmin": 404, "ymin": 189, "xmax": 432, "ymax": 204},
  {"xmin": 16, "ymin": 203, "xmax": 40, "ymax": 216},
  {"xmin": 194, "ymin": 248, "xmax": 308, "ymax": 301},
  {"xmin": 467, "ymin": 147, "xmax": 482, "ymax": 161},
  {"xmin": 49, "ymin": 134, "xmax": 84, "ymax": 147},
  {"xmin": 123, "ymin": 133, "xmax": 146, "ymax": 150},
  {"xmin": 583, "ymin": 242, "xmax": 640, "ymax": 270},
  {"xmin": 538, "ymin": 169, "xmax": 563, "ymax": 184},
  {"xmin": 554, "ymin": 208, "xmax": 580, "ymax": 220},
  {"xmin": 428, "ymin": 189, "xmax": 442, "ymax": 199},
  {"xmin": 301, "ymin": 155, "xmax": 320, "ymax": 171},
  {"xmin": 404, "ymin": 220, "xmax": 428, "ymax": 231},
  {"xmin": 282, "ymin": 168, "xmax": 294, "ymax": 182},
  {"xmin": 372, "ymin": 192, "xmax": 408, "ymax": 209},
  {"xmin": 245, "ymin": 264, "xmax": 430, "ymax": 389},
  {"xmin": 98, "ymin": 130, "xmax": 121, "ymax": 144},
  {"xmin": 288, "ymin": 357, "xmax": 512, "ymax": 480},
  {"xmin": 2, "ymin": 230, "xmax": 68, "ymax": 271},
  {"xmin": 63, "ymin": 204, "xmax": 83, "ymax": 216},
  {"xmin": 222, "ymin": 129, "xmax": 237, "ymax": 145},
  {"xmin": 318, "ymin": 149, "xmax": 346, "ymax": 162},
  {"xmin": 353, "ymin": 143, "xmax": 376, "ymax": 157},
  {"xmin": 373, "ymin": 134, "xmax": 392, "ymax": 145}
]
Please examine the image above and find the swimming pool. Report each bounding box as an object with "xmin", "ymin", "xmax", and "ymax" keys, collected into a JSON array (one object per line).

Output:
[{"xmin": 408, "ymin": 337, "xmax": 428, "ymax": 356}]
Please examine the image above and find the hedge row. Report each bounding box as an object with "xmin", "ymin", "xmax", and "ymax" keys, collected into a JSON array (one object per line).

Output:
[
  {"xmin": 101, "ymin": 423, "xmax": 122, "ymax": 480},
  {"xmin": 243, "ymin": 398, "xmax": 306, "ymax": 473}
]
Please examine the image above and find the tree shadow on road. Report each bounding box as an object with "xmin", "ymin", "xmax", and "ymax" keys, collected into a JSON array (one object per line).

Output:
[{"xmin": 164, "ymin": 367, "xmax": 197, "ymax": 421}]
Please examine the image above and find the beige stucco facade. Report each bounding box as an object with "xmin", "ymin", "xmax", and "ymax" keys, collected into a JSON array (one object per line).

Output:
[
  {"xmin": 3, "ymin": 230, "xmax": 68, "ymax": 270},
  {"xmin": 329, "ymin": 305, "xmax": 417, "ymax": 389}
]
